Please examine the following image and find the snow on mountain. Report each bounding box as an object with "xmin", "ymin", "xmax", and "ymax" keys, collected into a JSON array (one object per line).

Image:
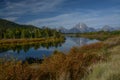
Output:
[
  {"xmin": 101, "ymin": 25, "xmax": 114, "ymax": 31},
  {"xmin": 68, "ymin": 23, "xmax": 95, "ymax": 33},
  {"xmin": 56, "ymin": 23, "xmax": 120, "ymax": 33}
]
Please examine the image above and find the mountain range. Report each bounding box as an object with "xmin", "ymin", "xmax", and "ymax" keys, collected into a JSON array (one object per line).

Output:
[
  {"xmin": 0, "ymin": 18, "xmax": 119, "ymax": 33},
  {"xmin": 58, "ymin": 23, "xmax": 120, "ymax": 33}
]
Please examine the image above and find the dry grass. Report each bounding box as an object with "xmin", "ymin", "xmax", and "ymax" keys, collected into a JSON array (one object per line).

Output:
[
  {"xmin": 0, "ymin": 36, "xmax": 120, "ymax": 80},
  {"xmin": 83, "ymin": 42, "xmax": 120, "ymax": 80},
  {"xmin": 0, "ymin": 37, "xmax": 65, "ymax": 45},
  {"xmin": 0, "ymin": 61, "xmax": 33, "ymax": 80},
  {"xmin": 104, "ymin": 36, "xmax": 120, "ymax": 47}
]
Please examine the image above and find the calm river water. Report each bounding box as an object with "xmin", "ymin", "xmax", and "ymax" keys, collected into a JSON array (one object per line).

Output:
[{"xmin": 0, "ymin": 37, "xmax": 99, "ymax": 60}]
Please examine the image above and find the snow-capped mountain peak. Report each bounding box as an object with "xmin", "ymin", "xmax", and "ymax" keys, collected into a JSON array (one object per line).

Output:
[{"xmin": 75, "ymin": 23, "xmax": 88, "ymax": 29}]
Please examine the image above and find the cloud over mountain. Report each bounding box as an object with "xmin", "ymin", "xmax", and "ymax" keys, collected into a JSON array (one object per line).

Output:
[{"xmin": 0, "ymin": 0, "xmax": 120, "ymax": 28}]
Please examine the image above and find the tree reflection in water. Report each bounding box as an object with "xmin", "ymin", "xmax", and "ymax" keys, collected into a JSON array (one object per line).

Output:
[{"xmin": 0, "ymin": 41, "xmax": 65, "ymax": 53}]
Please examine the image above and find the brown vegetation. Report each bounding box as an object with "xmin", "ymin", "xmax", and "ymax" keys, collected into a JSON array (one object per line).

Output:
[
  {"xmin": 0, "ymin": 41, "xmax": 106, "ymax": 80},
  {"xmin": 0, "ymin": 37, "xmax": 65, "ymax": 45},
  {"xmin": 0, "ymin": 35, "xmax": 120, "ymax": 80}
]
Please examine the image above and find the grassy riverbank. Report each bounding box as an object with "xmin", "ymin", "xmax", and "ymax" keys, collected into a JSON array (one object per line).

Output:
[
  {"xmin": 65, "ymin": 30, "xmax": 120, "ymax": 40},
  {"xmin": 0, "ymin": 37, "xmax": 65, "ymax": 45},
  {"xmin": 0, "ymin": 32, "xmax": 120, "ymax": 80}
]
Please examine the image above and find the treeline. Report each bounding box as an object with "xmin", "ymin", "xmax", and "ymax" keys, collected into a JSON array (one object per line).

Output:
[
  {"xmin": 76, "ymin": 30, "xmax": 120, "ymax": 40},
  {"xmin": 0, "ymin": 27, "xmax": 62, "ymax": 39},
  {"xmin": 0, "ymin": 19, "xmax": 62, "ymax": 39},
  {"xmin": 80, "ymin": 30, "xmax": 120, "ymax": 35}
]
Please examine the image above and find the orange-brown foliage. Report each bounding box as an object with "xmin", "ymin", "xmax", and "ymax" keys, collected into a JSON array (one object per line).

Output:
[{"xmin": 0, "ymin": 42, "xmax": 107, "ymax": 80}]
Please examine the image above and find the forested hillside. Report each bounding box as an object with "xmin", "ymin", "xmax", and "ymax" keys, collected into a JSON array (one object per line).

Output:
[{"xmin": 0, "ymin": 19, "xmax": 62, "ymax": 39}]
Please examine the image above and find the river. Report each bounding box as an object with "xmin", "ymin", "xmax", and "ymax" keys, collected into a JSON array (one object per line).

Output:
[{"xmin": 0, "ymin": 37, "xmax": 99, "ymax": 61}]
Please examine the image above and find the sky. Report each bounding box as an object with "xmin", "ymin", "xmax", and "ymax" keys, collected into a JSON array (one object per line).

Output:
[{"xmin": 0, "ymin": 0, "xmax": 120, "ymax": 29}]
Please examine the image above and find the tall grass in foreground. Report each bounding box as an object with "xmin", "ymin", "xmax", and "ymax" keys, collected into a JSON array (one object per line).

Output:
[
  {"xmin": 83, "ymin": 37, "xmax": 120, "ymax": 80},
  {"xmin": 83, "ymin": 46, "xmax": 120, "ymax": 80}
]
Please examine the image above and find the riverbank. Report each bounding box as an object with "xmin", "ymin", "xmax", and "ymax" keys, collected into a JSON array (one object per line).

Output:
[
  {"xmin": 65, "ymin": 31, "xmax": 120, "ymax": 40},
  {"xmin": 0, "ymin": 35, "xmax": 120, "ymax": 80},
  {"xmin": 0, "ymin": 37, "xmax": 65, "ymax": 45}
]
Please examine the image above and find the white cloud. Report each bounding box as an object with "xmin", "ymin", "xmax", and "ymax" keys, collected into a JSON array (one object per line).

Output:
[
  {"xmin": 0, "ymin": 0, "xmax": 65, "ymax": 17},
  {"xmin": 27, "ymin": 9, "xmax": 120, "ymax": 29},
  {"xmin": 1, "ymin": 0, "xmax": 120, "ymax": 28},
  {"xmin": 3, "ymin": 17, "xmax": 18, "ymax": 21}
]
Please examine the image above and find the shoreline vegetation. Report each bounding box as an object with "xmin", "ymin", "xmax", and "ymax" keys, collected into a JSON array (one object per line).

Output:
[
  {"xmin": 0, "ymin": 31, "xmax": 120, "ymax": 80},
  {"xmin": 64, "ymin": 30, "xmax": 120, "ymax": 40},
  {"xmin": 0, "ymin": 37, "xmax": 65, "ymax": 45},
  {"xmin": 0, "ymin": 37, "xmax": 65, "ymax": 55}
]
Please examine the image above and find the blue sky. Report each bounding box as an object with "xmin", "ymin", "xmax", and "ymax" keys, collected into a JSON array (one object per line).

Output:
[{"xmin": 0, "ymin": 0, "xmax": 120, "ymax": 29}]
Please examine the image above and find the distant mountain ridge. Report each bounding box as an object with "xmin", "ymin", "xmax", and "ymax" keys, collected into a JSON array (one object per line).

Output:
[
  {"xmin": 101, "ymin": 25, "xmax": 115, "ymax": 31},
  {"xmin": 69, "ymin": 23, "xmax": 95, "ymax": 33},
  {"xmin": 56, "ymin": 27, "xmax": 69, "ymax": 33},
  {"xmin": 58, "ymin": 23, "xmax": 120, "ymax": 33},
  {"xmin": 0, "ymin": 18, "xmax": 120, "ymax": 33}
]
